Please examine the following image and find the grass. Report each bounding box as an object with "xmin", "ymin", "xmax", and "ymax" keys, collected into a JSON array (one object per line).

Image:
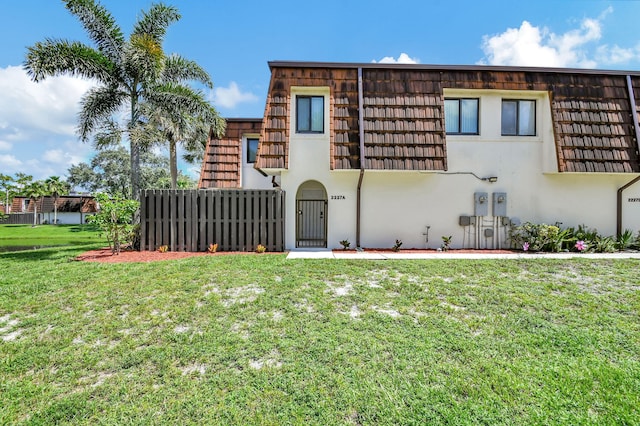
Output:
[
  {"xmin": 0, "ymin": 224, "xmax": 103, "ymax": 249},
  {"xmin": 0, "ymin": 244, "xmax": 639, "ymax": 424}
]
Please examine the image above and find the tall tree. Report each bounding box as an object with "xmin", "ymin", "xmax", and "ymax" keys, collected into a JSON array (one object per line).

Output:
[
  {"xmin": 44, "ymin": 176, "xmax": 71, "ymax": 225},
  {"xmin": 0, "ymin": 174, "xmax": 13, "ymax": 214},
  {"xmin": 24, "ymin": 0, "xmax": 211, "ymax": 202},
  {"xmin": 23, "ymin": 181, "xmax": 47, "ymax": 227},
  {"xmin": 136, "ymin": 54, "xmax": 224, "ymax": 189},
  {"xmin": 67, "ymin": 146, "xmax": 195, "ymax": 196}
]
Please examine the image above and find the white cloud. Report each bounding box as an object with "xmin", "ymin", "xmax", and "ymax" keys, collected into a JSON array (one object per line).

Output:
[
  {"xmin": 0, "ymin": 154, "xmax": 23, "ymax": 172},
  {"xmin": 373, "ymin": 53, "xmax": 420, "ymax": 64},
  {"xmin": 212, "ymin": 82, "xmax": 258, "ymax": 109},
  {"xmin": 0, "ymin": 66, "xmax": 95, "ymax": 139},
  {"xmin": 0, "ymin": 140, "xmax": 11, "ymax": 151},
  {"xmin": 479, "ymin": 8, "xmax": 639, "ymax": 68}
]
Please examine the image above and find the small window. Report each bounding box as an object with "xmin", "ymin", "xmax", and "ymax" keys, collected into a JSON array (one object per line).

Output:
[
  {"xmin": 502, "ymin": 100, "xmax": 536, "ymax": 136},
  {"xmin": 444, "ymin": 98, "xmax": 479, "ymax": 134},
  {"xmin": 296, "ymin": 96, "xmax": 324, "ymax": 133},
  {"xmin": 246, "ymin": 138, "xmax": 259, "ymax": 164}
]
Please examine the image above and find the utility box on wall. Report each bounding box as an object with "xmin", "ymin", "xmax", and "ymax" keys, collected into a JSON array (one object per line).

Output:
[
  {"xmin": 493, "ymin": 192, "xmax": 507, "ymax": 217},
  {"xmin": 474, "ymin": 192, "xmax": 489, "ymax": 216}
]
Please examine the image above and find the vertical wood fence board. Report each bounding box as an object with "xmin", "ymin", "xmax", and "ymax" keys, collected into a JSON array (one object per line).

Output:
[{"xmin": 141, "ymin": 189, "xmax": 285, "ymax": 252}]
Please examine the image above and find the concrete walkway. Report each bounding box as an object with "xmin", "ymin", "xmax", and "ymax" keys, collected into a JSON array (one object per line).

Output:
[{"xmin": 286, "ymin": 250, "xmax": 640, "ymax": 260}]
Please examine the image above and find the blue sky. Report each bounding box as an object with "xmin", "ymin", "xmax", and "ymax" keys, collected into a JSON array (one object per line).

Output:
[{"xmin": 2, "ymin": 0, "xmax": 640, "ymax": 183}]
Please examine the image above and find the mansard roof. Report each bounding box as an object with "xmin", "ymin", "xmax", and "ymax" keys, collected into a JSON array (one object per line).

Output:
[
  {"xmin": 255, "ymin": 61, "xmax": 640, "ymax": 174},
  {"xmin": 198, "ymin": 119, "xmax": 262, "ymax": 189}
]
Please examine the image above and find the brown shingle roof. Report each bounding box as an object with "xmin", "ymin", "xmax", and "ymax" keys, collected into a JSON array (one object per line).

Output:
[
  {"xmin": 256, "ymin": 62, "xmax": 640, "ymax": 173},
  {"xmin": 199, "ymin": 119, "xmax": 262, "ymax": 188},
  {"xmin": 18, "ymin": 196, "xmax": 98, "ymax": 213}
]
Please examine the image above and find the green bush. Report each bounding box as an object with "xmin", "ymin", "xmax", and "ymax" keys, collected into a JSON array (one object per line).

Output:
[
  {"xmin": 512, "ymin": 222, "xmax": 639, "ymax": 253},
  {"xmin": 87, "ymin": 193, "xmax": 139, "ymax": 255}
]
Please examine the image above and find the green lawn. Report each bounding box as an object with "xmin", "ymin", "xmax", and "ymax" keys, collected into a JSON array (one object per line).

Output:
[
  {"xmin": 1, "ymin": 245, "xmax": 639, "ymax": 424},
  {"xmin": 0, "ymin": 224, "xmax": 103, "ymax": 249}
]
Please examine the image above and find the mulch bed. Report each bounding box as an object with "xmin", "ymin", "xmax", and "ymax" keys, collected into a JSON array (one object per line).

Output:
[{"xmin": 75, "ymin": 248, "xmax": 519, "ymax": 263}]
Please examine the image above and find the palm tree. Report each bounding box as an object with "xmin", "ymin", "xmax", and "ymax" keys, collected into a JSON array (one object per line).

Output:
[
  {"xmin": 137, "ymin": 80, "xmax": 225, "ymax": 188},
  {"xmin": 45, "ymin": 176, "xmax": 70, "ymax": 224},
  {"xmin": 24, "ymin": 1, "xmax": 210, "ymax": 202},
  {"xmin": 23, "ymin": 181, "xmax": 47, "ymax": 227}
]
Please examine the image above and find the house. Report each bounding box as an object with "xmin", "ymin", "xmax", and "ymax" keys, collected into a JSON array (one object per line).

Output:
[
  {"xmin": 200, "ymin": 61, "xmax": 640, "ymax": 250},
  {"xmin": 11, "ymin": 195, "xmax": 98, "ymax": 225}
]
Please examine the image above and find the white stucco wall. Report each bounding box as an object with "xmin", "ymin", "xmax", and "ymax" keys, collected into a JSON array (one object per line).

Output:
[
  {"xmin": 241, "ymin": 134, "xmax": 274, "ymax": 190},
  {"xmin": 280, "ymin": 88, "xmax": 640, "ymax": 250}
]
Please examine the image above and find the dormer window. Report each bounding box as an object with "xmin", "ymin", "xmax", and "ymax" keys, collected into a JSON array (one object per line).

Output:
[
  {"xmin": 444, "ymin": 98, "xmax": 479, "ymax": 135},
  {"xmin": 246, "ymin": 138, "xmax": 258, "ymax": 163},
  {"xmin": 296, "ymin": 96, "xmax": 324, "ymax": 133},
  {"xmin": 502, "ymin": 99, "xmax": 536, "ymax": 136}
]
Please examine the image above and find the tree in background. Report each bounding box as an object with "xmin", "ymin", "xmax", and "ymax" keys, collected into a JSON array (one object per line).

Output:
[
  {"xmin": 134, "ymin": 54, "xmax": 224, "ymax": 189},
  {"xmin": 22, "ymin": 180, "xmax": 47, "ymax": 227},
  {"xmin": 67, "ymin": 146, "xmax": 196, "ymax": 196},
  {"xmin": 0, "ymin": 174, "xmax": 13, "ymax": 214},
  {"xmin": 25, "ymin": 1, "xmax": 215, "ymax": 203},
  {"xmin": 44, "ymin": 176, "xmax": 71, "ymax": 225}
]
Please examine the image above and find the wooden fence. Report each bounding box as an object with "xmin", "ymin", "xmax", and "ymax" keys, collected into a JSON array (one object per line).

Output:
[
  {"xmin": 140, "ymin": 189, "xmax": 285, "ymax": 252},
  {"xmin": 0, "ymin": 213, "xmax": 37, "ymax": 225}
]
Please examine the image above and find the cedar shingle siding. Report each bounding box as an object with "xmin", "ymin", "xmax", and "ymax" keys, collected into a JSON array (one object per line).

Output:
[
  {"xmin": 199, "ymin": 119, "xmax": 262, "ymax": 188},
  {"xmin": 256, "ymin": 63, "xmax": 640, "ymax": 174}
]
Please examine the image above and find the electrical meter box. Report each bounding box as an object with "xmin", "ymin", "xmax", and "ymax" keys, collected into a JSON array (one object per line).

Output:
[
  {"xmin": 474, "ymin": 192, "xmax": 489, "ymax": 216},
  {"xmin": 493, "ymin": 192, "xmax": 507, "ymax": 217},
  {"xmin": 459, "ymin": 215, "xmax": 477, "ymax": 226}
]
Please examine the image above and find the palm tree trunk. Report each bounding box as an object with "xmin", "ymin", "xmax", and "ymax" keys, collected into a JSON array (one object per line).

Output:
[
  {"xmin": 169, "ymin": 138, "xmax": 178, "ymax": 190},
  {"xmin": 32, "ymin": 200, "xmax": 37, "ymax": 227},
  {"xmin": 53, "ymin": 193, "xmax": 58, "ymax": 224}
]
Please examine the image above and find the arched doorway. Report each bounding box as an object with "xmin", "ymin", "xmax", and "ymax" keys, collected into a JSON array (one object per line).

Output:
[{"xmin": 296, "ymin": 180, "xmax": 328, "ymax": 248}]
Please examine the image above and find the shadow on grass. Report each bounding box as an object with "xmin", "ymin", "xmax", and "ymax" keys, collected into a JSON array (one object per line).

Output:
[{"xmin": 0, "ymin": 243, "xmax": 103, "ymax": 262}]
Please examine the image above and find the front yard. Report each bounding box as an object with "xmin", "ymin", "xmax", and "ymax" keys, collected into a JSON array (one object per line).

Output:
[{"xmin": 0, "ymin": 247, "xmax": 639, "ymax": 424}]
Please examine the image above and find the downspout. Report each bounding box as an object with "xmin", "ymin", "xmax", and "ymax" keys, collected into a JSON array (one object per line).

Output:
[
  {"xmin": 356, "ymin": 67, "xmax": 366, "ymax": 248},
  {"xmin": 618, "ymin": 75, "xmax": 640, "ymax": 236}
]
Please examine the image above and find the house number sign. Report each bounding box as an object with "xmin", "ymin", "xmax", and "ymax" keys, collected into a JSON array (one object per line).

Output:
[
  {"xmin": 331, "ymin": 195, "xmax": 346, "ymax": 200},
  {"xmin": 629, "ymin": 198, "xmax": 640, "ymax": 202}
]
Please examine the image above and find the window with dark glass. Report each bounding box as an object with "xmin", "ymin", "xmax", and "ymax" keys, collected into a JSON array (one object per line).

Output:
[
  {"xmin": 444, "ymin": 98, "xmax": 479, "ymax": 134},
  {"xmin": 501, "ymin": 100, "xmax": 536, "ymax": 136},
  {"xmin": 246, "ymin": 138, "xmax": 259, "ymax": 163},
  {"xmin": 296, "ymin": 96, "xmax": 324, "ymax": 133}
]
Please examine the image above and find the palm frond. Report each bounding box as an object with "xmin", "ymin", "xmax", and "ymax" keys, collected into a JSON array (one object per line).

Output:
[
  {"xmin": 78, "ymin": 85, "xmax": 127, "ymax": 141},
  {"xmin": 163, "ymin": 54, "xmax": 213, "ymax": 88},
  {"xmin": 24, "ymin": 39, "xmax": 117, "ymax": 83},
  {"xmin": 64, "ymin": 0, "xmax": 125, "ymax": 65},
  {"xmin": 146, "ymin": 83, "xmax": 218, "ymax": 120},
  {"xmin": 124, "ymin": 34, "xmax": 164, "ymax": 84},
  {"xmin": 132, "ymin": 3, "xmax": 180, "ymax": 44},
  {"xmin": 92, "ymin": 119, "xmax": 124, "ymax": 149}
]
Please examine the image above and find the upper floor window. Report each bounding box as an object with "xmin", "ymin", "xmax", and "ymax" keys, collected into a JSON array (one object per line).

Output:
[
  {"xmin": 444, "ymin": 98, "xmax": 479, "ymax": 135},
  {"xmin": 246, "ymin": 138, "xmax": 259, "ymax": 164},
  {"xmin": 502, "ymin": 99, "xmax": 535, "ymax": 136},
  {"xmin": 296, "ymin": 96, "xmax": 324, "ymax": 133}
]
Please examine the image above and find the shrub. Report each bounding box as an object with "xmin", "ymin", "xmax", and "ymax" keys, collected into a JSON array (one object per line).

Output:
[
  {"xmin": 207, "ymin": 243, "xmax": 218, "ymax": 253},
  {"xmin": 157, "ymin": 245, "xmax": 169, "ymax": 253},
  {"xmin": 339, "ymin": 239, "xmax": 351, "ymax": 250},
  {"xmin": 87, "ymin": 193, "xmax": 139, "ymax": 255},
  {"xmin": 441, "ymin": 236, "xmax": 452, "ymax": 252},
  {"xmin": 256, "ymin": 244, "xmax": 266, "ymax": 253},
  {"xmin": 392, "ymin": 239, "xmax": 402, "ymax": 252},
  {"xmin": 510, "ymin": 222, "xmax": 565, "ymax": 252}
]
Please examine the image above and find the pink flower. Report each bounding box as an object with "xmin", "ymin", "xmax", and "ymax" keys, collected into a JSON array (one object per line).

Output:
[
  {"xmin": 575, "ymin": 240, "xmax": 586, "ymax": 251},
  {"xmin": 523, "ymin": 242, "xmax": 530, "ymax": 251}
]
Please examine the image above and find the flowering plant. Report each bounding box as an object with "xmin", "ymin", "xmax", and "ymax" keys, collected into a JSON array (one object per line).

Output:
[
  {"xmin": 523, "ymin": 242, "xmax": 530, "ymax": 251},
  {"xmin": 575, "ymin": 240, "xmax": 587, "ymax": 252}
]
